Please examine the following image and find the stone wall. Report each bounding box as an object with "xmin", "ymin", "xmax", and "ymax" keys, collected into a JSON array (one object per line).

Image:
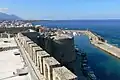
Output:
[
  {"xmin": 0, "ymin": 27, "xmax": 35, "ymax": 34},
  {"xmin": 22, "ymin": 32, "xmax": 40, "ymax": 44},
  {"xmin": 0, "ymin": 33, "xmax": 12, "ymax": 38},
  {"xmin": 52, "ymin": 37, "xmax": 76, "ymax": 64},
  {"xmin": 16, "ymin": 32, "xmax": 77, "ymax": 80},
  {"xmin": 22, "ymin": 32, "xmax": 76, "ymax": 65}
]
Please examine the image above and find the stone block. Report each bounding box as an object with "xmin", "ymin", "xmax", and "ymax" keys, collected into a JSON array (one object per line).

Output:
[
  {"xmin": 26, "ymin": 41, "xmax": 34, "ymax": 53},
  {"xmin": 19, "ymin": 37, "xmax": 24, "ymax": 45},
  {"xmin": 22, "ymin": 37, "xmax": 26, "ymax": 47},
  {"xmin": 29, "ymin": 43, "xmax": 38, "ymax": 60},
  {"xmin": 32, "ymin": 46, "xmax": 43, "ymax": 65},
  {"xmin": 24, "ymin": 38, "xmax": 31, "ymax": 50},
  {"xmin": 21, "ymin": 36, "xmax": 29, "ymax": 47},
  {"xmin": 43, "ymin": 57, "xmax": 61, "ymax": 80},
  {"xmin": 17, "ymin": 33, "xmax": 24, "ymax": 38},
  {"xmin": 53, "ymin": 66, "xmax": 77, "ymax": 80},
  {"xmin": 37, "ymin": 51, "xmax": 50, "ymax": 74}
]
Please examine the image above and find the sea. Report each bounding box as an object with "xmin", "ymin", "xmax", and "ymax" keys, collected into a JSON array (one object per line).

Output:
[{"xmin": 32, "ymin": 20, "xmax": 120, "ymax": 80}]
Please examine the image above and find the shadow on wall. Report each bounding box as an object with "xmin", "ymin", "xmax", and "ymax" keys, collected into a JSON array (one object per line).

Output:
[{"xmin": 22, "ymin": 32, "xmax": 41, "ymax": 45}]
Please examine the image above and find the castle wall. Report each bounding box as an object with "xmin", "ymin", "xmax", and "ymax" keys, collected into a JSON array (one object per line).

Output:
[
  {"xmin": 44, "ymin": 38, "xmax": 53, "ymax": 54},
  {"xmin": 52, "ymin": 38, "xmax": 76, "ymax": 64},
  {"xmin": 0, "ymin": 27, "xmax": 35, "ymax": 33},
  {"xmin": 16, "ymin": 32, "xmax": 77, "ymax": 80},
  {"xmin": 22, "ymin": 32, "xmax": 40, "ymax": 45}
]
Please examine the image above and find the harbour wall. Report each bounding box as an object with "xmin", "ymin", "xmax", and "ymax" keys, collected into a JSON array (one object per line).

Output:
[
  {"xmin": 84, "ymin": 30, "xmax": 120, "ymax": 59},
  {"xmin": 15, "ymin": 32, "xmax": 77, "ymax": 80}
]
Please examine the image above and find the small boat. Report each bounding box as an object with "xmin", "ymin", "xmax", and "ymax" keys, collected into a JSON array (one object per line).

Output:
[
  {"xmin": 87, "ymin": 71, "xmax": 97, "ymax": 80},
  {"xmin": 82, "ymin": 63, "xmax": 87, "ymax": 67},
  {"xmin": 74, "ymin": 45, "xmax": 80, "ymax": 52},
  {"xmin": 82, "ymin": 60, "xmax": 88, "ymax": 63},
  {"xmin": 75, "ymin": 47, "xmax": 79, "ymax": 52},
  {"xmin": 82, "ymin": 65, "xmax": 97, "ymax": 80},
  {"xmin": 80, "ymin": 51, "xmax": 97, "ymax": 80},
  {"xmin": 81, "ymin": 52, "xmax": 87, "ymax": 57}
]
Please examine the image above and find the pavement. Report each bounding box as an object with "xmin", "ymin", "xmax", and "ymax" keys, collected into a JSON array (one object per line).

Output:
[{"xmin": 0, "ymin": 38, "xmax": 31, "ymax": 80}]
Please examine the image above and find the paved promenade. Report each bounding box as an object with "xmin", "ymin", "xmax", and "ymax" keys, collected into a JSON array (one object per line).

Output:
[{"xmin": 0, "ymin": 38, "xmax": 31, "ymax": 80}]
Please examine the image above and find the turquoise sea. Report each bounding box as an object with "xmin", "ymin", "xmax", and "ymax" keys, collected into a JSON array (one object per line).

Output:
[{"xmin": 32, "ymin": 20, "xmax": 120, "ymax": 80}]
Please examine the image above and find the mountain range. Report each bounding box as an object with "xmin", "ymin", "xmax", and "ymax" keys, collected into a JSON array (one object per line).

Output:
[{"xmin": 0, "ymin": 12, "xmax": 22, "ymax": 20}]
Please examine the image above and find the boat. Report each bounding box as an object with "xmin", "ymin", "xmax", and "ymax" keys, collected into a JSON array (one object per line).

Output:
[
  {"xmin": 80, "ymin": 51, "xmax": 97, "ymax": 80},
  {"xmin": 82, "ymin": 59, "xmax": 87, "ymax": 63},
  {"xmin": 74, "ymin": 45, "xmax": 80, "ymax": 52},
  {"xmin": 88, "ymin": 71, "xmax": 97, "ymax": 80},
  {"xmin": 75, "ymin": 47, "xmax": 79, "ymax": 52}
]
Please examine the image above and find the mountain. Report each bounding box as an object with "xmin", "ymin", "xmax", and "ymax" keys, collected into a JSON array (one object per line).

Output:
[{"xmin": 0, "ymin": 12, "xmax": 22, "ymax": 20}]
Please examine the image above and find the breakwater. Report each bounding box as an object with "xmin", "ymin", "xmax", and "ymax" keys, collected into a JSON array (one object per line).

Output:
[
  {"xmin": 83, "ymin": 30, "xmax": 120, "ymax": 59},
  {"xmin": 86, "ymin": 31, "xmax": 120, "ymax": 59}
]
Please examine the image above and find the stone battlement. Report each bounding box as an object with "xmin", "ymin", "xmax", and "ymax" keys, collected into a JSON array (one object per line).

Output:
[{"xmin": 15, "ymin": 32, "xmax": 77, "ymax": 80}]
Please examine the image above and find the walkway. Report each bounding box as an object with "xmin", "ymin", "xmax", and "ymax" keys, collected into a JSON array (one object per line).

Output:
[{"xmin": 0, "ymin": 38, "xmax": 31, "ymax": 80}]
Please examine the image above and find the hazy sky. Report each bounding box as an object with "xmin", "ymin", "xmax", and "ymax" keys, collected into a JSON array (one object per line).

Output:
[{"xmin": 0, "ymin": 0, "xmax": 120, "ymax": 20}]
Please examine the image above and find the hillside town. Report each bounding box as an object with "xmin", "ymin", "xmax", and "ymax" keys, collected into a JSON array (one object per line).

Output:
[{"xmin": 0, "ymin": 20, "xmax": 33, "ymax": 28}]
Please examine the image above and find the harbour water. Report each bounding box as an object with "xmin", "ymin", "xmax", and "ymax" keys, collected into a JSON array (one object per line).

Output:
[
  {"xmin": 74, "ymin": 35, "xmax": 120, "ymax": 80},
  {"xmin": 32, "ymin": 20, "xmax": 120, "ymax": 80}
]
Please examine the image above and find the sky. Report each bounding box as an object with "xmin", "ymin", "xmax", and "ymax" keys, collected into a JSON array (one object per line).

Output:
[{"xmin": 0, "ymin": 0, "xmax": 120, "ymax": 20}]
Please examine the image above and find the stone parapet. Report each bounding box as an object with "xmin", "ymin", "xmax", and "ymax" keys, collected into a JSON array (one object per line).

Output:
[
  {"xmin": 29, "ymin": 43, "xmax": 38, "ymax": 60},
  {"xmin": 43, "ymin": 57, "xmax": 61, "ymax": 80},
  {"xmin": 26, "ymin": 41, "xmax": 34, "ymax": 52},
  {"xmin": 32, "ymin": 46, "xmax": 43, "ymax": 65},
  {"xmin": 53, "ymin": 66, "xmax": 77, "ymax": 80},
  {"xmin": 37, "ymin": 51, "xmax": 50, "ymax": 74}
]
